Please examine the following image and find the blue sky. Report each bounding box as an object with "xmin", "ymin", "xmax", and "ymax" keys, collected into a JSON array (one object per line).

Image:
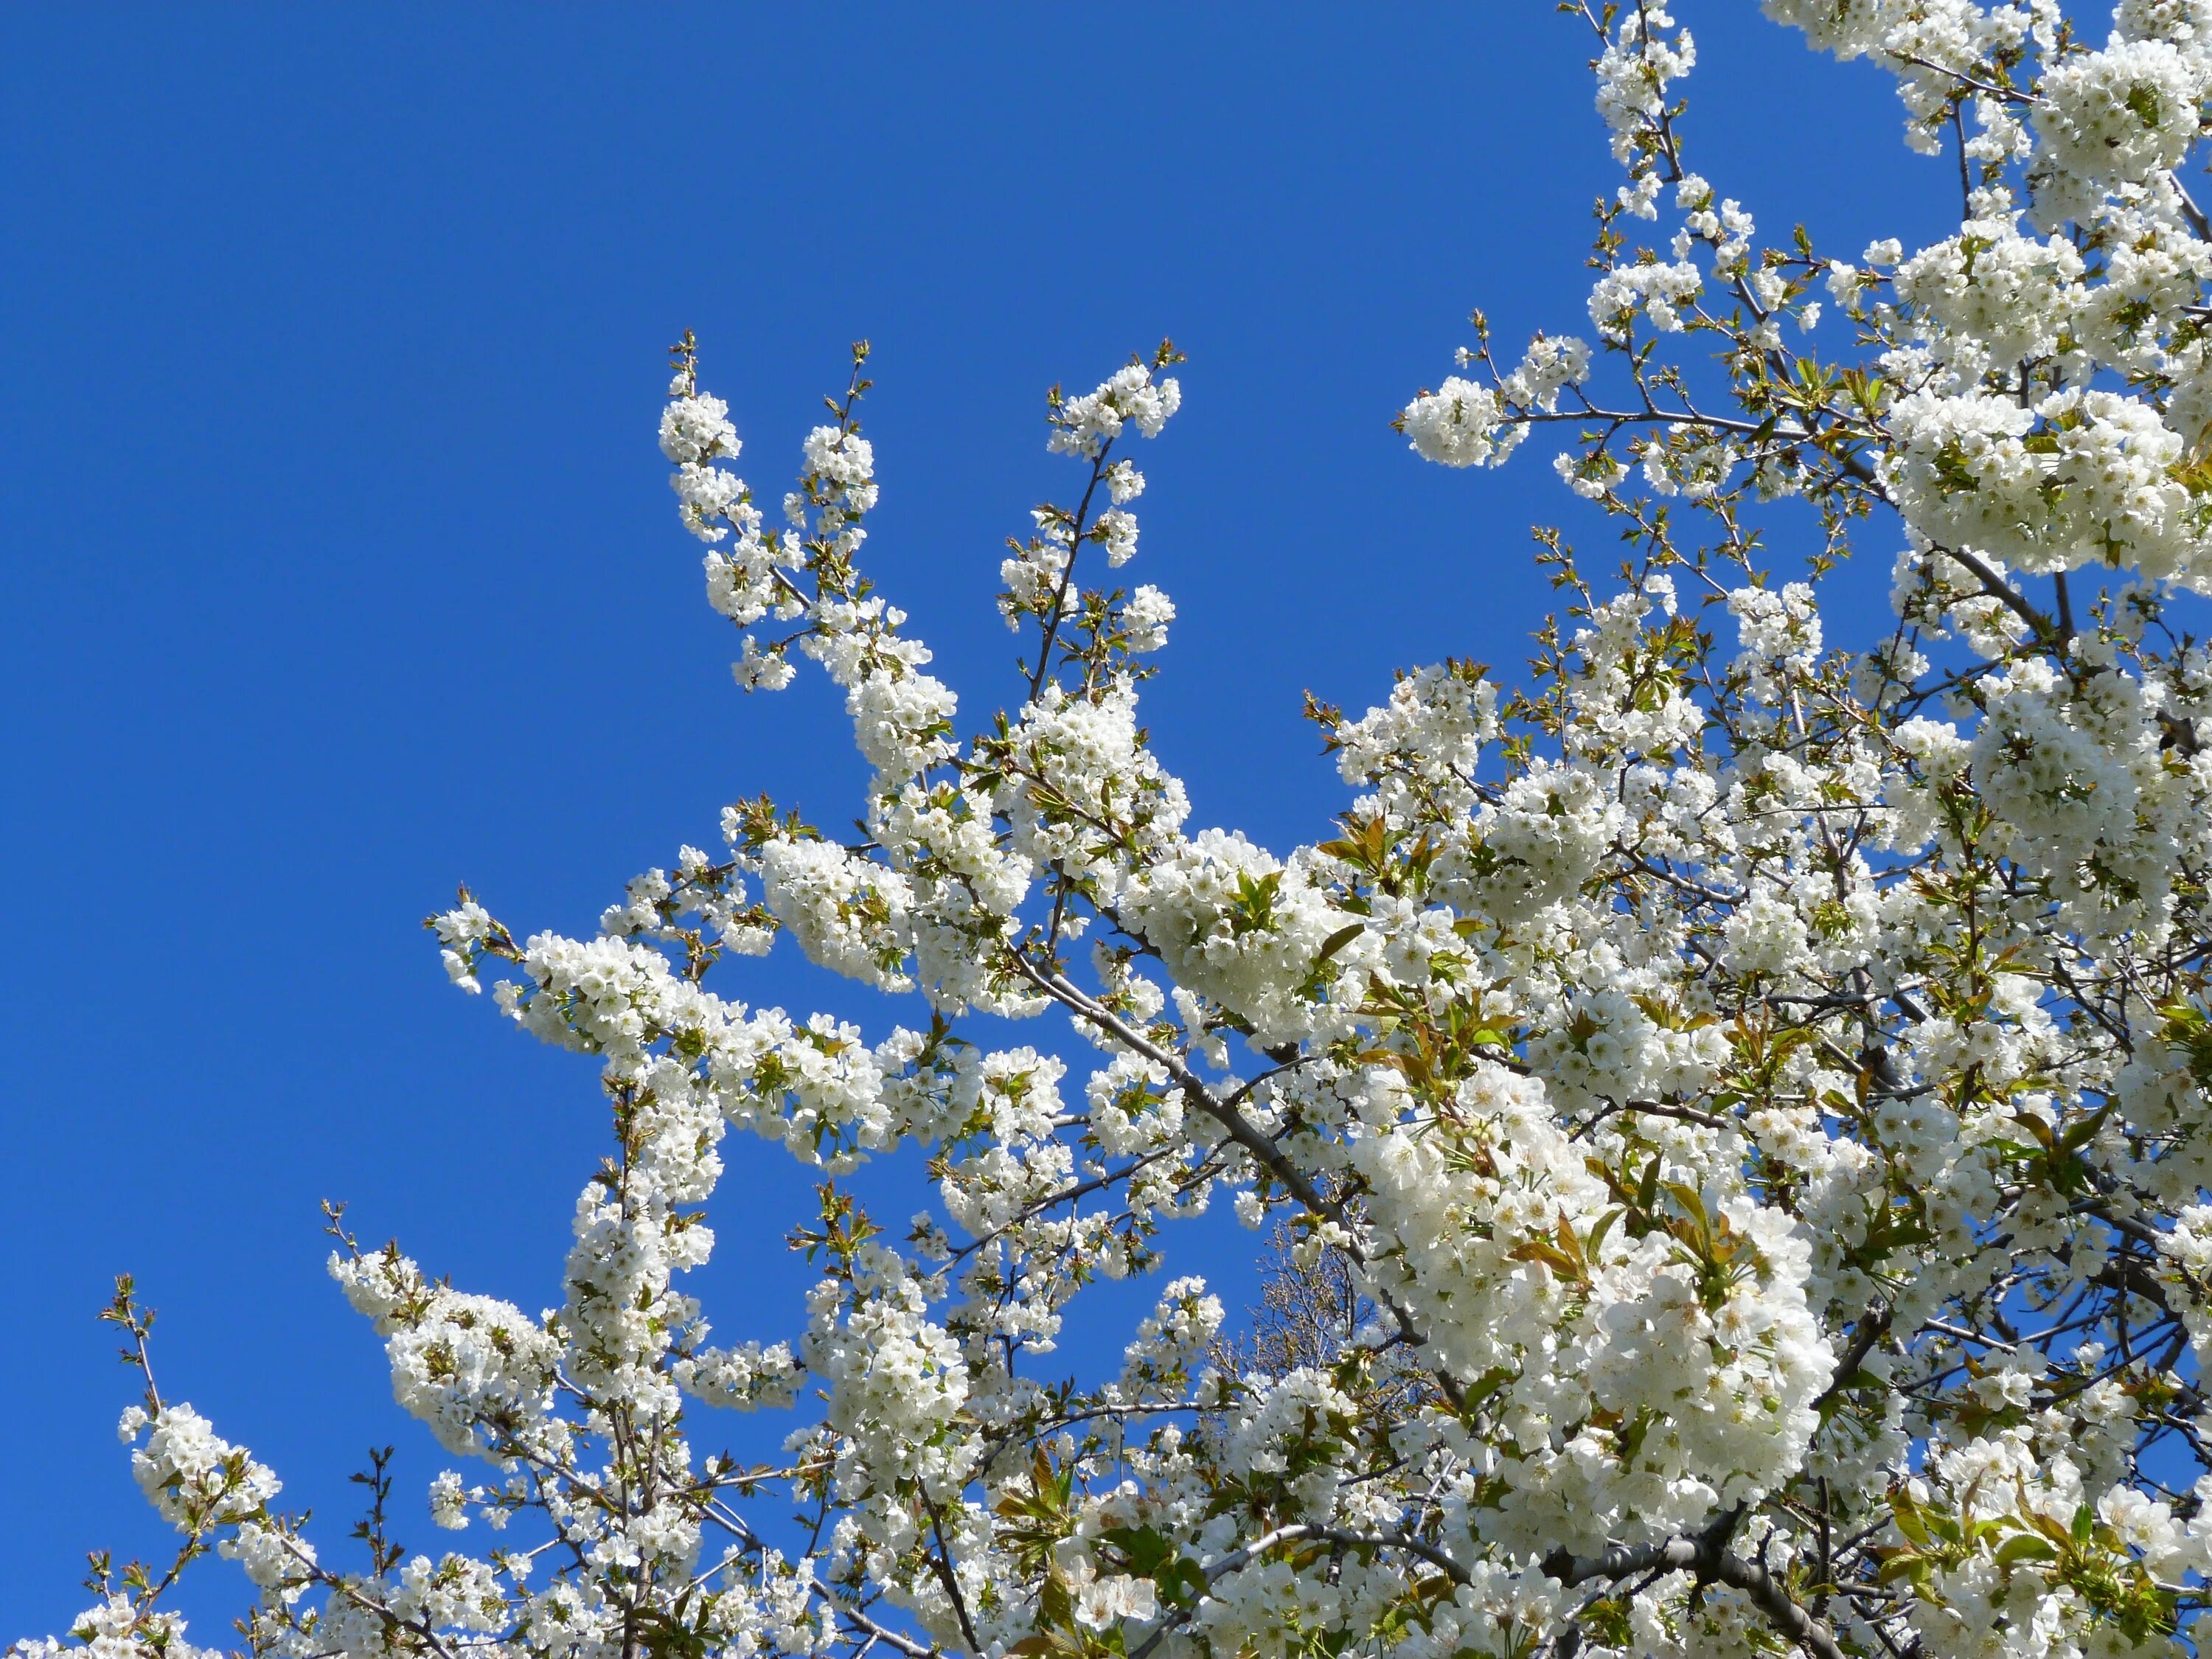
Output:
[{"xmin": 1, "ymin": 5, "xmax": 1952, "ymax": 1633}]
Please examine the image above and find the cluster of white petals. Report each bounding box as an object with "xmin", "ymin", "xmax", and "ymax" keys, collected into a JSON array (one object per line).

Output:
[{"xmin": 35, "ymin": 10, "xmax": 2212, "ymax": 1659}]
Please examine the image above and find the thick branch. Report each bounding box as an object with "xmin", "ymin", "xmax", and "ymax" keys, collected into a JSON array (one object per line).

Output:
[
  {"xmin": 1543, "ymin": 1534, "xmax": 1844, "ymax": 1659},
  {"xmin": 1930, "ymin": 542, "xmax": 2054, "ymax": 642},
  {"xmin": 1812, "ymin": 1299, "xmax": 1893, "ymax": 1417}
]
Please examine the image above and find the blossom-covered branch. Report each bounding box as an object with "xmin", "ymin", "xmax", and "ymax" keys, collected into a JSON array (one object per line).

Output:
[{"xmin": 26, "ymin": 4, "xmax": 2212, "ymax": 1659}]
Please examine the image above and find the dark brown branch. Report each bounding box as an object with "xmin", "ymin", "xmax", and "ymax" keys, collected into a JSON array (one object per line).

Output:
[
  {"xmin": 1543, "ymin": 1532, "xmax": 1844, "ymax": 1659},
  {"xmin": 1813, "ymin": 1299, "xmax": 1893, "ymax": 1418}
]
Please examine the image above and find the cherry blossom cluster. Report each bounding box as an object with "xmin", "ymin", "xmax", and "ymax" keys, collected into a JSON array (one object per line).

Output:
[{"xmin": 26, "ymin": 4, "xmax": 2212, "ymax": 1658}]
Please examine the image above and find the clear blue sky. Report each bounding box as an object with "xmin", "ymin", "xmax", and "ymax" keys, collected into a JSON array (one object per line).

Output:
[{"xmin": 1, "ymin": 6, "xmax": 1949, "ymax": 1632}]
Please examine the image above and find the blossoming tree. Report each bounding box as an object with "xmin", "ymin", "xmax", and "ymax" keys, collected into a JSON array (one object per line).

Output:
[{"xmin": 29, "ymin": 2, "xmax": 2212, "ymax": 1656}]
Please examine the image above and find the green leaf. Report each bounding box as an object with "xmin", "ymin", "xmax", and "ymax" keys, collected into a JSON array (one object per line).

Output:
[
  {"xmin": 1665, "ymin": 1181, "xmax": 1711, "ymax": 1237},
  {"xmin": 1040, "ymin": 1571, "xmax": 1074, "ymax": 1627},
  {"xmin": 1891, "ymin": 1493, "xmax": 1931, "ymax": 1548},
  {"xmin": 1315, "ymin": 923, "xmax": 1366, "ymax": 965},
  {"xmin": 1877, "ymin": 1551, "xmax": 1926, "ymax": 1585},
  {"xmin": 1994, "ymin": 1532, "xmax": 2057, "ymax": 1568},
  {"xmin": 1101, "ymin": 1526, "xmax": 1171, "ymax": 1574}
]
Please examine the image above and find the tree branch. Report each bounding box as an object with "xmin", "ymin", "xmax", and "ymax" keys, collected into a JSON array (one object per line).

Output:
[
  {"xmin": 1543, "ymin": 1531, "xmax": 1844, "ymax": 1659},
  {"xmin": 1006, "ymin": 949, "xmax": 1466, "ymax": 1411},
  {"xmin": 1812, "ymin": 1299, "xmax": 1893, "ymax": 1417}
]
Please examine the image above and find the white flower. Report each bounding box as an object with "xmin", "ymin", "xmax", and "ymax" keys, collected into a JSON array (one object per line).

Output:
[{"xmin": 1402, "ymin": 376, "xmax": 1513, "ymax": 467}]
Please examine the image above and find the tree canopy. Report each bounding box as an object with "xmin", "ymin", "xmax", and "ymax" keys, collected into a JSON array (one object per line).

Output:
[{"xmin": 26, "ymin": 5, "xmax": 2212, "ymax": 1659}]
